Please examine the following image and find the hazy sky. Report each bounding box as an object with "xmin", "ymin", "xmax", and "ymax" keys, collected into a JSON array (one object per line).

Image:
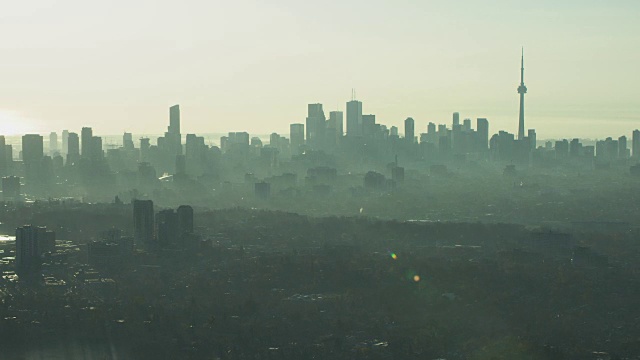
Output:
[{"xmin": 1, "ymin": 0, "xmax": 639, "ymax": 139}]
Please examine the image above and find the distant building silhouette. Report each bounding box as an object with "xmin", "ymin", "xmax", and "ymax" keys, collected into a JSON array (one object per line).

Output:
[
  {"xmin": 16, "ymin": 225, "xmax": 55, "ymax": 273},
  {"xmin": 133, "ymin": 200, "xmax": 154, "ymax": 245},
  {"xmin": 177, "ymin": 205, "xmax": 194, "ymax": 235},
  {"xmin": 81, "ymin": 127, "xmax": 93, "ymax": 159},
  {"xmin": 2, "ymin": 176, "xmax": 20, "ymax": 200},
  {"xmin": 404, "ymin": 117, "xmax": 415, "ymax": 143},
  {"xmin": 477, "ymin": 118, "xmax": 489, "ymax": 151},
  {"xmin": 346, "ymin": 99, "xmax": 363, "ymax": 137},
  {"xmin": 66, "ymin": 132, "xmax": 80, "ymax": 164},
  {"xmin": 49, "ymin": 132, "xmax": 58, "ymax": 154},
  {"xmin": 156, "ymin": 209, "xmax": 178, "ymax": 246},
  {"xmin": 328, "ymin": 111, "xmax": 344, "ymax": 143},
  {"xmin": 61, "ymin": 130, "xmax": 69, "ymax": 155},
  {"xmin": 632, "ymin": 129, "xmax": 640, "ymax": 158},
  {"xmin": 306, "ymin": 103, "xmax": 326, "ymax": 148},
  {"xmin": 255, "ymin": 181, "xmax": 271, "ymax": 199},
  {"xmin": 452, "ymin": 112, "xmax": 460, "ymax": 127},
  {"xmin": 22, "ymin": 134, "xmax": 43, "ymax": 183}
]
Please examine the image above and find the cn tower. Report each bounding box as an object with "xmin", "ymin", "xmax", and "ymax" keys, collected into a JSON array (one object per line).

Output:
[{"xmin": 517, "ymin": 48, "xmax": 527, "ymax": 140}]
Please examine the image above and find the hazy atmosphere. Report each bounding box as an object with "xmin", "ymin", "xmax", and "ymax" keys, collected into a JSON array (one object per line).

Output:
[
  {"xmin": 1, "ymin": 0, "xmax": 639, "ymax": 138},
  {"xmin": 3, "ymin": 2, "xmax": 640, "ymax": 359}
]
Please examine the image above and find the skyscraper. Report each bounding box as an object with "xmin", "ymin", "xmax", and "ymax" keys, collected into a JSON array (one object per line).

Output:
[
  {"xmin": 476, "ymin": 118, "xmax": 489, "ymax": 151},
  {"xmin": 67, "ymin": 132, "xmax": 80, "ymax": 164},
  {"xmin": 133, "ymin": 200, "xmax": 154, "ymax": 245},
  {"xmin": 160, "ymin": 105, "xmax": 183, "ymax": 162},
  {"xmin": 177, "ymin": 205, "xmax": 194, "ymax": 236},
  {"xmin": 49, "ymin": 132, "xmax": 58, "ymax": 154},
  {"xmin": 528, "ymin": 129, "xmax": 537, "ymax": 150},
  {"xmin": 404, "ymin": 117, "xmax": 415, "ymax": 143},
  {"xmin": 362, "ymin": 114, "xmax": 376, "ymax": 138},
  {"xmin": 22, "ymin": 134, "xmax": 44, "ymax": 164},
  {"xmin": 346, "ymin": 99, "xmax": 363, "ymax": 137},
  {"xmin": 328, "ymin": 111, "xmax": 344, "ymax": 142},
  {"xmin": 517, "ymin": 49, "xmax": 528, "ymax": 140},
  {"xmin": 123, "ymin": 132, "xmax": 134, "ymax": 150},
  {"xmin": 16, "ymin": 225, "xmax": 39, "ymax": 271},
  {"xmin": 169, "ymin": 104, "xmax": 180, "ymax": 135},
  {"xmin": 632, "ymin": 130, "xmax": 640, "ymax": 158},
  {"xmin": 618, "ymin": 135, "xmax": 628, "ymax": 158},
  {"xmin": 16, "ymin": 225, "xmax": 53, "ymax": 272},
  {"xmin": 156, "ymin": 209, "xmax": 178, "ymax": 246},
  {"xmin": 91, "ymin": 136, "xmax": 103, "ymax": 161},
  {"xmin": 61, "ymin": 130, "xmax": 69, "ymax": 155},
  {"xmin": 453, "ymin": 112, "xmax": 460, "ymax": 127},
  {"xmin": 22, "ymin": 134, "xmax": 43, "ymax": 183},
  {"xmin": 81, "ymin": 127, "xmax": 93, "ymax": 159},
  {"xmin": 306, "ymin": 103, "xmax": 326, "ymax": 147}
]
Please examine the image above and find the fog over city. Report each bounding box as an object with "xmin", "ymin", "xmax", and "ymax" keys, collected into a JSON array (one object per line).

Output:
[{"xmin": 1, "ymin": 1, "xmax": 640, "ymax": 360}]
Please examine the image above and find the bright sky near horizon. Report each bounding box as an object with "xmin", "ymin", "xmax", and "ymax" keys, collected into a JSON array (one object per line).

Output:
[{"xmin": 0, "ymin": 0, "xmax": 639, "ymax": 139}]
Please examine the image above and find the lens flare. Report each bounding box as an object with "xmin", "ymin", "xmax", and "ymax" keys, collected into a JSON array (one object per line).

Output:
[{"xmin": 413, "ymin": 275, "xmax": 420, "ymax": 282}]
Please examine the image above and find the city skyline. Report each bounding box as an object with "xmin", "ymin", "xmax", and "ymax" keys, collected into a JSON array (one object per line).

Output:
[{"xmin": 1, "ymin": 1, "xmax": 639, "ymax": 139}]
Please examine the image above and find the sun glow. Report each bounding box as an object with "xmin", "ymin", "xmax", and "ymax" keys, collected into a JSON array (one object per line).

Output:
[{"xmin": 0, "ymin": 110, "xmax": 34, "ymax": 135}]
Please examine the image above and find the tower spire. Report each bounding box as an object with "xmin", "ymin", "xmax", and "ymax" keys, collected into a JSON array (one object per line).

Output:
[
  {"xmin": 520, "ymin": 47, "xmax": 525, "ymax": 85},
  {"xmin": 517, "ymin": 47, "xmax": 528, "ymax": 140}
]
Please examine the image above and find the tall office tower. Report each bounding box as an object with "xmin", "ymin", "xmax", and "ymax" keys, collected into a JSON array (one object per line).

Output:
[
  {"xmin": 169, "ymin": 104, "xmax": 180, "ymax": 135},
  {"xmin": 569, "ymin": 139, "xmax": 582, "ymax": 157},
  {"xmin": 428, "ymin": 123, "xmax": 436, "ymax": 134},
  {"xmin": 2, "ymin": 176, "xmax": 20, "ymax": 200},
  {"xmin": 528, "ymin": 129, "xmax": 537, "ymax": 150},
  {"xmin": 328, "ymin": 111, "xmax": 344, "ymax": 137},
  {"xmin": 61, "ymin": 130, "xmax": 69, "ymax": 154},
  {"xmin": 22, "ymin": 134, "xmax": 44, "ymax": 164},
  {"xmin": 66, "ymin": 132, "xmax": 80, "ymax": 164},
  {"xmin": 156, "ymin": 209, "xmax": 178, "ymax": 246},
  {"xmin": 306, "ymin": 103, "xmax": 326, "ymax": 147},
  {"xmin": 618, "ymin": 135, "xmax": 628, "ymax": 158},
  {"xmin": 390, "ymin": 126, "xmax": 399, "ymax": 137},
  {"xmin": 476, "ymin": 118, "xmax": 489, "ymax": 151},
  {"xmin": 81, "ymin": 127, "xmax": 93, "ymax": 158},
  {"xmin": 453, "ymin": 112, "xmax": 460, "ymax": 127},
  {"xmin": 177, "ymin": 205, "xmax": 194, "ymax": 235},
  {"xmin": 346, "ymin": 99, "xmax": 363, "ymax": 137},
  {"xmin": 91, "ymin": 136, "xmax": 103, "ymax": 161},
  {"xmin": 164, "ymin": 105, "xmax": 182, "ymax": 156},
  {"xmin": 463, "ymin": 119, "xmax": 472, "ymax": 132},
  {"xmin": 404, "ymin": 117, "xmax": 415, "ymax": 143},
  {"xmin": 123, "ymin": 132, "xmax": 134, "ymax": 150},
  {"xmin": 185, "ymin": 134, "xmax": 205, "ymax": 176},
  {"xmin": 517, "ymin": 49, "xmax": 528, "ymax": 140},
  {"xmin": 49, "ymin": 132, "xmax": 58, "ymax": 154},
  {"xmin": 362, "ymin": 114, "xmax": 376, "ymax": 138},
  {"xmin": 22, "ymin": 134, "xmax": 43, "ymax": 182},
  {"xmin": 633, "ymin": 130, "xmax": 640, "ymax": 158},
  {"xmin": 133, "ymin": 200, "xmax": 154, "ymax": 245}
]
